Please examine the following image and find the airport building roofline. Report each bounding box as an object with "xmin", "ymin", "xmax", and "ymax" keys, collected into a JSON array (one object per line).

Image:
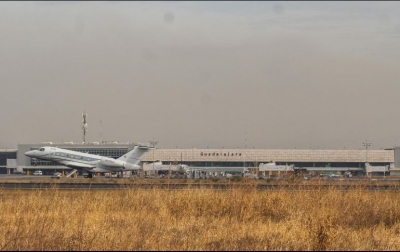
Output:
[
  {"xmin": 18, "ymin": 143, "xmax": 136, "ymax": 147},
  {"xmin": 0, "ymin": 149, "xmax": 17, "ymax": 152}
]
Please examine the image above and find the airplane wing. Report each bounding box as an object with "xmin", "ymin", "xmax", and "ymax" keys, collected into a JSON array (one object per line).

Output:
[{"xmin": 58, "ymin": 161, "xmax": 96, "ymax": 171}]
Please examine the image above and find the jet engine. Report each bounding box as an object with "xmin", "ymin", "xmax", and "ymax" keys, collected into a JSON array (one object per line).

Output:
[{"xmin": 98, "ymin": 157, "xmax": 139, "ymax": 170}]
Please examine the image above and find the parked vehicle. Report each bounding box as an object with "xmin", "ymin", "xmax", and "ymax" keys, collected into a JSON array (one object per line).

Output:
[
  {"xmin": 105, "ymin": 173, "xmax": 119, "ymax": 178},
  {"xmin": 83, "ymin": 173, "xmax": 96, "ymax": 178},
  {"xmin": 33, "ymin": 170, "xmax": 43, "ymax": 176},
  {"xmin": 344, "ymin": 171, "xmax": 353, "ymax": 178},
  {"xmin": 51, "ymin": 172, "xmax": 62, "ymax": 179}
]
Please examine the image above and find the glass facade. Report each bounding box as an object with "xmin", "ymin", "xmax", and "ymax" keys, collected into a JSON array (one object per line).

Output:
[{"xmin": 0, "ymin": 152, "xmax": 17, "ymax": 166}]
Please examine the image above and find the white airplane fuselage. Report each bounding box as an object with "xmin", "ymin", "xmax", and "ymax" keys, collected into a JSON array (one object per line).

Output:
[{"xmin": 25, "ymin": 146, "xmax": 151, "ymax": 174}]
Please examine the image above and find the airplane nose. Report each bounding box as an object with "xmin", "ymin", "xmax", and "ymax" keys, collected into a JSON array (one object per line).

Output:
[{"xmin": 25, "ymin": 151, "xmax": 34, "ymax": 157}]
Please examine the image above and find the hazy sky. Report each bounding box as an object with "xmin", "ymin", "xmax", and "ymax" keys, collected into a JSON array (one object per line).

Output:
[{"xmin": 1, "ymin": 1, "xmax": 400, "ymax": 150}]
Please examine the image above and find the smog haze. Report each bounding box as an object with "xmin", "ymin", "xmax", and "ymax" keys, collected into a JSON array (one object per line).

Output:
[{"xmin": 1, "ymin": 1, "xmax": 400, "ymax": 150}]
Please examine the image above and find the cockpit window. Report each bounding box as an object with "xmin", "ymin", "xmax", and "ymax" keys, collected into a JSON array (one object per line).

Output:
[{"xmin": 39, "ymin": 148, "xmax": 45, "ymax": 152}]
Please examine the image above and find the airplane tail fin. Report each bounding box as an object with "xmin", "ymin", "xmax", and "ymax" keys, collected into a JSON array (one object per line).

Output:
[{"xmin": 117, "ymin": 145, "xmax": 154, "ymax": 165}]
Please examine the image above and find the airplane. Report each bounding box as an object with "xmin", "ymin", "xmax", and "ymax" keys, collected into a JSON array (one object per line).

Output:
[{"xmin": 24, "ymin": 145, "xmax": 154, "ymax": 178}]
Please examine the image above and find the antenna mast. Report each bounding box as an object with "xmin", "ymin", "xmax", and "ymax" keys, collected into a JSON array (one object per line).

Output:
[{"xmin": 82, "ymin": 111, "xmax": 88, "ymax": 144}]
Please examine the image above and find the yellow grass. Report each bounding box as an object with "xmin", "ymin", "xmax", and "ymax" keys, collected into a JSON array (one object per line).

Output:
[{"xmin": 1, "ymin": 186, "xmax": 400, "ymax": 250}]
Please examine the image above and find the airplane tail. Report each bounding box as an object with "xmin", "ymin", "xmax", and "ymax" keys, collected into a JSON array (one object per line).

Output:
[{"xmin": 117, "ymin": 145, "xmax": 154, "ymax": 165}]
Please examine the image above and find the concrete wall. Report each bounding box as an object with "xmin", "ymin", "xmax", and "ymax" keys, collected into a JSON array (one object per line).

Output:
[{"xmin": 395, "ymin": 147, "xmax": 400, "ymax": 168}]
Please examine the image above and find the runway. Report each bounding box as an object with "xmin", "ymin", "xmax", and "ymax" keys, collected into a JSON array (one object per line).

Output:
[{"xmin": 1, "ymin": 174, "xmax": 400, "ymax": 191}]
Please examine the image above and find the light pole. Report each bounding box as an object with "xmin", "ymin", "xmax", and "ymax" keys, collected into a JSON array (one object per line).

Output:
[
  {"xmin": 363, "ymin": 140, "xmax": 372, "ymax": 178},
  {"xmin": 82, "ymin": 111, "xmax": 88, "ymax": 144},
  {"xmin": 149, "ymin": 140, "xmax": 158, "ymax": 177}
]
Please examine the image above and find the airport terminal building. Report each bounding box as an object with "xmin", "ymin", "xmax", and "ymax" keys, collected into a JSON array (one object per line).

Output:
[{"xmin": 0, "ymin": 142, "xmax": 399, "ymax": 176}]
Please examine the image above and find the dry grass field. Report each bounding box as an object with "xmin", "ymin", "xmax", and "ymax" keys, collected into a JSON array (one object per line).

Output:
[{"xmin": 1, "ymin": 185, "xmax": 400, "ymax": 250}]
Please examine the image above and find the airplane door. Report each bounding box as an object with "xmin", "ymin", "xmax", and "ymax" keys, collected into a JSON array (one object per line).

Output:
[{"xmin": 50, "ymin": 148, "xmax": 56, "ymax": 159}]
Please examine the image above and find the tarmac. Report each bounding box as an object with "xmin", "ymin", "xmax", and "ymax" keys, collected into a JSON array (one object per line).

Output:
[{"xmin": 1, "ymin": 174, "xmax": 400, "ymax": 191}]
